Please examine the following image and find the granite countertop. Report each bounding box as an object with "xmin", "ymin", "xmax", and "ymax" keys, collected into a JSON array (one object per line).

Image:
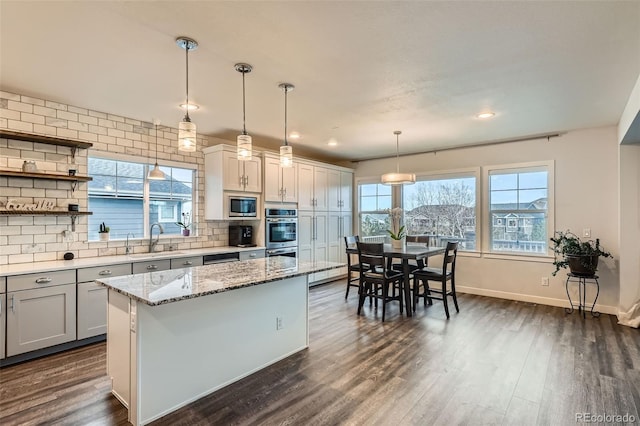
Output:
[
  {"xmin": 96, "ymin": 257, "xmax": 345, "ymax": 306},
  {"xmin": 0, "ymin": 246, "xmax": 266, "ymax": 276}
]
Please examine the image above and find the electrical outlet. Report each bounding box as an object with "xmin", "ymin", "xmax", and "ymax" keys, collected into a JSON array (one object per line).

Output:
[
  {"xmin": 276, "ymin": 317, "xmax": 283, "ymax": 330},
  {"xmin": 583, "ymin": 228, "xmax": 591, "ymax": 238},
  {"xmin": 541, "ymin": 277, "xmax": 549, "ymax": 286}
]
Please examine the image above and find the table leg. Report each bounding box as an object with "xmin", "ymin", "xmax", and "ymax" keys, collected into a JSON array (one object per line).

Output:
[{"xmin": 403, "ymin": 260, "xmax": 412, "ymax": 317}]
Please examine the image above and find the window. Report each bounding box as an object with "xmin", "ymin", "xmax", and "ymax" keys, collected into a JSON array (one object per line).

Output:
[
  {"xmin": 357, "ymin": 182, "xmax": 392, "ymax": 241},
  {"xmin": 88, "ymin": 156, "xmax": 195, "ymax": 240},
  {"xmin": 403, "ymin": 173, "xmax": 478, "ymax": 250},
  {"xmin": 487, "ymin": 163, "xmax": 552, "ymax": 254}
]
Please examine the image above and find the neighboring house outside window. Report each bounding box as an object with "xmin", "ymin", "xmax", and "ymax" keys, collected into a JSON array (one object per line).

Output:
[{"xmin": 88, "ymin": 156, "xmax": 195, "ymax": 241}]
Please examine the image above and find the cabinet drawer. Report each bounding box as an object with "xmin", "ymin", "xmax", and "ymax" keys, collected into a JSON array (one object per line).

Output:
[
  {"xmin": 239, "ymin": 249, "xmax": 265, "ymax": 261},
  {"xmin": 77, "ymin": 263, "xmax": 132, "ymax": 283},
  {"xmin": 8, "ymin": 269, "xmax": 76, "ymax": 292},
  {"xmin": 170, "ymin": 256, "xmax": 203, "ymax": 269},
  {"xmin": 132, "ymin": 259, "xmax": 171, "ymax": 274}
]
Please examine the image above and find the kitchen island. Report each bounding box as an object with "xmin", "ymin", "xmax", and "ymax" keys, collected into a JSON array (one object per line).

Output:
[{"xmin": 97, "ymin": 256, "xmax": 344, "ymax": 426}]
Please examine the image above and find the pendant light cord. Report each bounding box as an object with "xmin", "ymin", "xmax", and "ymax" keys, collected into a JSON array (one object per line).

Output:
[
  {"xmin": 242, "ymin": 70, "xmax": 247, "ymax": 135},
  {"xmin": 185, "ymin": 44, "xmax": 190, "ymax": 121},
  {"xmin": 155, "ymin": 124, "xmax": 159, "ymax": 164},
  {"xmin": 396, "ymin": 133, "xmax": 400, "ymax": 173},
  {"xmin": 284, "ymin": 87, "xmax": 289, "ymax": 146}
]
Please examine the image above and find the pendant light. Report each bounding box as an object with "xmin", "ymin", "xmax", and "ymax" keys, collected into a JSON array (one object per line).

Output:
[
  {"xmin": 176, "ymin": 37, "xmax": 198, "ymax": 152},
  {"xmin": 381, "ymin": 130, "xmax": 415, "ymax": 185},
  {"xmin": 235, "ymin": 63, "xmax": 253, "ymax": 160},
  {"xmin": 279, "ymin": 83, "xmax": 294, "ymax": 168},
  {"xmin": 148, "ymin": 119, "xmax": 165, "ymax": 180}
]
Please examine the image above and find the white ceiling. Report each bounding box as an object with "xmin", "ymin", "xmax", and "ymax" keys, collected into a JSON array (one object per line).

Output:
[{"xmin": 1, "ymin": 1, "xmax": 639, "ymax": 162}]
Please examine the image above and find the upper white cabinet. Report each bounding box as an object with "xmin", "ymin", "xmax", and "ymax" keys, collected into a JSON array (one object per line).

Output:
[
  {"xmin": 328, "ymin": 169, "xmax": 353, "ymax": 212},
  {"xmin": 298, "ymin": 162, "xmax": 328, "ymax": 211},
  {"xmin": 264, "ymin": 153, "xmax": 297, "ymax": 203},
  {"xmin": 204, "ymin": 144, "xmax": 262, "ymax": 220}
]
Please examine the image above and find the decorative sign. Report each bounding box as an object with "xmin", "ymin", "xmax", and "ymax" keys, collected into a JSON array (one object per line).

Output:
[{"xmin": 5, "ymin": 198, "xmax": 56, "ymax": 211}]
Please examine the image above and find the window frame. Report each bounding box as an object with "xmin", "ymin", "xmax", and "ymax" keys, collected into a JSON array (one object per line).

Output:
[
  {"xmin": 355, "ymin": 176, "xmax": 399, "ymax": 240},
  {"xmin": 403, "ymin": 167, "xmax": 481, "ymax": 252},
  {"xmin": 482, "ymin": 160, "xmax": 555, "ymax": 259},
  {"xmin": 88, "ymin": 152, "xmax": 196, "ymax": 241}
]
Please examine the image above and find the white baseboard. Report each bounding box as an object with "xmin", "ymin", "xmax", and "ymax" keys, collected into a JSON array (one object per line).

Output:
[{"xmin": 456, "ymin": 285, "xmax": 618, "ymax": 316}]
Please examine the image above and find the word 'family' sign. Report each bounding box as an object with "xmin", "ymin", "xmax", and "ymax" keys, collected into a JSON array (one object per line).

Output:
[{"xmin": 5, "ymin": 199, "xmax": 56, "ymax": 211}]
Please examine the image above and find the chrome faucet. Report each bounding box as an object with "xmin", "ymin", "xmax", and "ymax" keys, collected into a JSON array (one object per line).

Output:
[
  {"xmin": 149, "ymin": 223, "xmax": 164, "ymax": 253},
  {"xmin": 125, "ymin": 232, "xmax": 135, "ymax": 255}
]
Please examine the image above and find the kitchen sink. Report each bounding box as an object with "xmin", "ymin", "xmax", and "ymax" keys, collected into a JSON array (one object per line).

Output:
[{"xmin": 128, "ymin": 251, "xmax": 185, "ymax": 258}]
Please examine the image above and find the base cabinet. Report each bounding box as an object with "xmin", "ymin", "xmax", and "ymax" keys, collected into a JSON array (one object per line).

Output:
[
  {"xmin": 1, "ymin": 294, "xmax": 5, "ymax": 360},
  {"xmin": 6, "ymin": 284, "xmax": 76, "ymax": 357},
  {"xmin": 77, "ymin": 282, "xmax": 108, "ymax": 339}
]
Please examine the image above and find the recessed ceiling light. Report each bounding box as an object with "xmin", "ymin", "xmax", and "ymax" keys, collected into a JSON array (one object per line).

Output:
[
  {"xmin": 180, "ymin": 103, "xmax": 200, "ymax": 111},
  {"xmin": 289, "ymin": 132, "xmax": 301, "ymax": 139},
  {"xmin": 476, "ymin": 112, "xmax": 495, "ymax": 119},
  {"xmin": 327, "ymin": 138, "xmax": 338, "ymax": 146}
]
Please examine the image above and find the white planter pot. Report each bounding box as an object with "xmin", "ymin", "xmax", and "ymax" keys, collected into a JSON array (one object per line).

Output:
[
  {"xmin": 391, "ymin": 238, "xmax": 404, "ymax": 249},
  {"xmin": 99, "ymin": 232, "xmax": 110, "ymax": 242}
]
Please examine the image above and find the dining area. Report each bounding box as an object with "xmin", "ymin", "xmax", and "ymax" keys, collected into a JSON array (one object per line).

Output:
[{"xmin": 344, "ymin": 235, "xmax": 460, "ymax": 322}]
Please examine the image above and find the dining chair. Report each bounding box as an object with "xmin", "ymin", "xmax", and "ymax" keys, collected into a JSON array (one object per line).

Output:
[
  {"xmin": 412, "ymin": 241, "xmax": 459, "ymax": 319},
  {"xmin": 344, "ymin": 235, "xmax": 361, "ymax": 299},
  {"xmin": 356, "ymin": 241, "xmax": 404, "ymax": 321},
  {"xmin": 391, "ymin": 235, "xmax": 434, "ymax": 273}
]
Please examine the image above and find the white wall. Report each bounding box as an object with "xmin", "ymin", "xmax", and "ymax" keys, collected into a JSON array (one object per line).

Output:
[{"xmin": 354, "ymin": 126, "xmax": 620, "ymax": 311}]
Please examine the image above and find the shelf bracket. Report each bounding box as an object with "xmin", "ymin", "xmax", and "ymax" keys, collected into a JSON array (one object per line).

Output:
[
  {"xmin": 70, "ymin": 146, "xmax": 77, "ymax": 162},
  {"xmin": 70, "ymin": 180, "xmax": 78, "ymax": 192},
  {"xmin": 70, "ymin": 214, "xmax": 78, "ymax": 232}
]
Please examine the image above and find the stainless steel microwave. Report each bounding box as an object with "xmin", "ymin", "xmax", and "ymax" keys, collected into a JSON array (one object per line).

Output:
[{"xmin": 228, "ymin": 196, "xmax": 258, "ymax": 217}]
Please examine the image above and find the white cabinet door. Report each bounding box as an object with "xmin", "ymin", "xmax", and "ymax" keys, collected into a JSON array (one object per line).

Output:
[
  {"xmin": 281, "ymin": 163, "xmax": 298, "ymax": 202},
  {"xmin": 314, "ymin": 167, "xmax": 329, "ymax": 210},
  {"xmin": 7, "ymin": 284, "xmax": 76, "ymax": 357},
  {"xmin": 0, "ymin": 294, "xmax": 5, "ymax": 360},
  {"xmin": 223, "ymin": 151, "xmax": 244, "ymax": 192},
  {"xmin": 340, "ymin": 171, "xmax": 353, "ymax": 212},
  {"xmin": 327, "ymin": 212, "xmax": 343, "ymax": 279},
  {"xmin": 298, "ymin": 163, "xmax": 315, "ymax": 210},
  {"xmin": 298, "ymin": 210, "xmax": 314, "ymax": 267},
  {"xmin": 264, "ymin": 156, "xmax": 283, "ymax": 202},
  {"xmin": 77, "ymin": 281, "xmax": 107, "ymax": 339},
  {"xmin": 327, "ymin": 169, "xmax": 341, "ymax": 212},
  {"xmin": 312, "ymin": 211, "xmax": 329, "ymax": 282},
  {"xmin": 243, "ymin": 157, "xmax": 262, "ymax": 193}
]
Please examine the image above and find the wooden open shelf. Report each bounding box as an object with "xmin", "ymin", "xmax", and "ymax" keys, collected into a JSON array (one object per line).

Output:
[
  {"xmin": 0, "ymin": 170, "xmax": 92, "ymax": 182},
  {"xmin": 0, "ymin": 129, "xmax": 93, "ymax": 149},
  {"xmin": 0, "ymin": 210, "xmax": 92, "ymax": 216}
]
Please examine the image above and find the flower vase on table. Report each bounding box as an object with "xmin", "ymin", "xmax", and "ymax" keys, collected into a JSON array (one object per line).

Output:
[{"xmin": 391, "ymin": 237, "xmax": 405, "ymax": 249}]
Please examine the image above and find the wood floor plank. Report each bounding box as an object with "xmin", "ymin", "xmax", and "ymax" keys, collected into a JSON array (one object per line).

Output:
[{"xmin": 1, "ymin": 279, "xmax": 638, "ymax": 426}]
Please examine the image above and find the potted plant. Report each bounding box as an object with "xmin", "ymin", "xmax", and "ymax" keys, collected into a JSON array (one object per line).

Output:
[
  {"xmin": 99, "ymin": 222, "xmax": 110, "ymax": 241},
  {"xmin": 386, "ymin": 207, "xmax": 406, "ymax": 249},
  {"xmin": 550, "ymin": 230, "xmax": 612, "ymax": 276},
  {"xmin": 176, "ymin": 212, "xmax": 191, "ymax": 236}
]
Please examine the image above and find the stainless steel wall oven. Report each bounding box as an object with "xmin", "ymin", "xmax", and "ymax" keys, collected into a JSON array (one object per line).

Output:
[{"xmin": 265, "ymin": 208, "xmax": 297, "ymax": 257}]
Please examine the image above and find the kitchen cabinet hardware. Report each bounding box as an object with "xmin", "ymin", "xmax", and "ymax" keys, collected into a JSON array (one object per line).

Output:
[
  {"xmin": 99, "ymin": 270, "xmax": 112, "ymax": 276},
  {"xmin": 35, "ymin": 277, "xmax": 52, "ymax": 284},
  {"xmin": 183, "ymin": 261, "xmax": 193, "ymax": 265},
  {"xmin": 147, "ymin": 265, "xmax": 158, "ymax": 270}
]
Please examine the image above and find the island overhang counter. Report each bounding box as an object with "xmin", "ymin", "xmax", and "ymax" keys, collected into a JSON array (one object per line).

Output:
[{"xmin": 97, "ymin": 256, "xmax": 345, "ymax": 426}]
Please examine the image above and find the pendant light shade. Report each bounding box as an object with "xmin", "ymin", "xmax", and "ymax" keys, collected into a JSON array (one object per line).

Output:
[
  {"xmin": 235, "ymin": 63, "xmax": 253, "ymax": 160},
  {"xmin": 176, "ymin": 37, "xmax": 198, "ymax": 152},
  {"xmin": 149, "ymin": 119, "xmax": 165, "ymax": 180},
  {"xmin": 279, "ymin": 83, "xmax": 294, "ymax": 168},
  {"xmin": 381, "ymin": 130, "xmax": 415, "ymax": 185}
]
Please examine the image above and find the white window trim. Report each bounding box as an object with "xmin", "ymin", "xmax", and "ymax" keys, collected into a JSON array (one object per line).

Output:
[{"xmin": 481, "ymin": 160, "xmax": 555, "ymax": 258}]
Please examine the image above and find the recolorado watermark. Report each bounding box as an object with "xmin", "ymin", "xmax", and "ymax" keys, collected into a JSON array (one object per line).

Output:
[{"xmin": 576, "ymin": 412, "xmax": 636, "ymax": 423}]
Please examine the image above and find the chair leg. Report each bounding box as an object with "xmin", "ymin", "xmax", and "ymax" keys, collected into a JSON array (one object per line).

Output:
[
  {"xmin": 451, "ymin": 277, "xmax": 460, "ymax": 313},
  {"xmin": 412, "ymin": 278, "xmax": 419, "ymax": 312},
  {"xmin": 345, "ymin": 273, "xmax": 350, "ymax": 299},
  {"xmin": 398, "ymin": 280, "xmax": 404, "ymax": 315},
  {"xmin": 357, "ymin": 281, "xmax": 367, "ymax": 315},
  {"xmin": 382, "ymin": 283, "xmax": 388, "ymax": 322},
  {"xmin": 442, "ymin": 279, "xmax": 450, "ymax": 319},
  {"xmin": 425, "ymin": 280, "xmax": 433, "ymax": 305}
]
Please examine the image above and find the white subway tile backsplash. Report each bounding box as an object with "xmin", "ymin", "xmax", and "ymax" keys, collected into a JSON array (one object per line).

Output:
[
  {"xmin": 21, "ymin": 112, "xmax": 45, "ymax": 125},
  {"xmin": 32, "ymin": 124, "xmax": 58, "ymax": 136},
  {"xmin": 33, "ymin": 105, "xmax": 57, "ymax": 117},
  {"xmin": 9, "ymin": 253, "xmax": 34, "ymax": 263},
  {"xmin": 8, "ymin": 120, "xmax": 33, "ymax": 132},
  {"xmin": 20, "ymin": 96, "xmax": 45, "ymax": 106},
  {"xmin": 8, "ymin": 100, "xmax": 33, "ymax": 113}
]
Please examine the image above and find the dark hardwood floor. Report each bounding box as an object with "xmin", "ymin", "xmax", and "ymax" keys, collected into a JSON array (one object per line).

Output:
[{"xmin": 1, "ymin": 279, "xmax": 639, "ymax": 425}]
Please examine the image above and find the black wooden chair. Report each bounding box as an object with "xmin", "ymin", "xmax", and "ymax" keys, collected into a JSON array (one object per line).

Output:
[
  {"xmin": 412, "ymin": 241, "xmax": 459, "ymax": 319},
  {"xmin": 391, "ymin": 235, "xmax": 434, "ymax": 273},
  {"xmin": 357, "ymin": 241, "xmax": 404, "ymax": 322},
  {"xmin": 344, "ymin": 235, "xmax": 361, "ymax": 298}
]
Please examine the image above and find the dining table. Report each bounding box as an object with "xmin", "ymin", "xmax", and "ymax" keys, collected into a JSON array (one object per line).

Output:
[{"xmin": 347, "ymin": 244, "xmax": 446, "ymax": 317}]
